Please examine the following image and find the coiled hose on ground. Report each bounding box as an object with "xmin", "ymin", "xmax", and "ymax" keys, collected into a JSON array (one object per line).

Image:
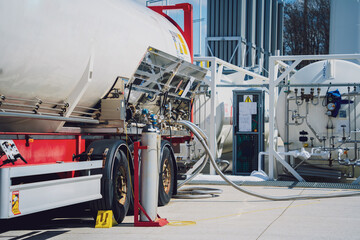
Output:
[{"xmin": 176, "ymin": 120, "xmax": 360, "ymax": 201}]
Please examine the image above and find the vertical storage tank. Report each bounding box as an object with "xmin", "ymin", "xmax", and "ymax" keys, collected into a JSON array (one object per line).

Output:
[{"xmin": 330, "ymin": 0, "xmax": 360, "ymax": 64}]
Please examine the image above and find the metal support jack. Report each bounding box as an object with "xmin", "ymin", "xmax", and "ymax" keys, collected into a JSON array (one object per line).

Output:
[{"xmin": 133, "ymin": 141, "xmax": 168, "ymax": 227}]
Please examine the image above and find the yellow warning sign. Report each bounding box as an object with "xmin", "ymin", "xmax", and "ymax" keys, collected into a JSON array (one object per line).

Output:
[
  {"xmin": 12, "ymin": 191, "xmax": 21, "ymax": 215},
  {"xmin": 245, "ymin": 96, "xmax": 252, "ymax": 102}
]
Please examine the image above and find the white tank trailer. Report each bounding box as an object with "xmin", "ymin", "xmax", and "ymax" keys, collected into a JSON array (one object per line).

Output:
[
  {"xmin": 0, "ymin": 0, "xmax": 209, "ymax": 222},
  {"xmin": 0, "ymin": 0, "xmax": 192, "ymax": 132}
]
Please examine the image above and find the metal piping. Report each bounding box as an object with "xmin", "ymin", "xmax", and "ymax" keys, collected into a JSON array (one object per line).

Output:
[
  {"xmin": 178, "ymin": 120, "xmax": 360, "ymax": 201},
  {"xmin": 348, "ymin": 87, "xmax": 352, "ymax": 138},
  {"xmin": 305, "ymin": 102, "xmax": 322, "ymax": 142},
  {"xmin": 0, "ymin": 112, "xmax": 99, "ymax": 124},
  {"xmin": 285, "ymin": 79, "xmax": 290, "ymax": 165},
  {"xmin": 354, "ymin": 92, "xmax": 358, "ymax": 159}
]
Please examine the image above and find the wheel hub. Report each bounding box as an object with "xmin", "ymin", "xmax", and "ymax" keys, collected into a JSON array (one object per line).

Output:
[
  {"xmin": 116, "ymin": 166, "xmax": 127, "ymax": 205},
  {"xmin": 162, "ymin": 158, "xmax": 171, "ymax": 194}
]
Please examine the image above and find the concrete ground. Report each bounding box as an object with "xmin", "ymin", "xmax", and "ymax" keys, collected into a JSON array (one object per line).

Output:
[{"xmin": 1, "ymin": 184, "xmax": 360, "ymax": 240}]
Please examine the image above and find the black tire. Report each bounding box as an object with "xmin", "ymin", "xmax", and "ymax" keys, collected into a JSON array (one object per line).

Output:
[
  {"xmin": 113, "ymin": 150, "xmax": 132, "ymax": 222},
  {"xmin": 126, "ymin": 143, "xmax": 135, "ymax": 216},
  {"xmin": 91, "ymin": 149, "xmax": 132, "ymax": 223},
  {"xmin": 158, "ymin": 145, "xmax": 175, "ymax": 206}
]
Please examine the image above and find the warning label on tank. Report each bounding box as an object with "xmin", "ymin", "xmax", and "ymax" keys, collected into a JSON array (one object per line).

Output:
[
  {"xmin": 11, "ymin": 191, "xmax": 21, "ymax": 215},
  {"xmin": 170, "ymin": 31, "xmax": 189, "ymax": 59}
]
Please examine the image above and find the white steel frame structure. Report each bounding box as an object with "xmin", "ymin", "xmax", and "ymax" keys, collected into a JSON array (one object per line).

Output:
[{"xmin": 194, "ymin": 56, "xmax": 268, "ymax": 174}]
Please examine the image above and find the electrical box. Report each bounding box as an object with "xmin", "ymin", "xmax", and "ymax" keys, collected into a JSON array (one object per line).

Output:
[
  {"xmin": 232, "ymin": 90, "xmax": 265, "ymax": 175},
  {"xmin": 100, "ymin": 99, "xmax": 126, "ymax": 121}
]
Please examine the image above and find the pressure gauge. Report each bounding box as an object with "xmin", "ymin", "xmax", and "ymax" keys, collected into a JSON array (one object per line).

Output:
[{"xmin": 327, "ymin": 103, "xmax": 336, "ymax": 111}]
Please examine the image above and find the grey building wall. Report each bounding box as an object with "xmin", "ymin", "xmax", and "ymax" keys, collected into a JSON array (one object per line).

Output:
[{"xmin": 207, "ymin": 0, "xmax": 284, "ymax": 75}]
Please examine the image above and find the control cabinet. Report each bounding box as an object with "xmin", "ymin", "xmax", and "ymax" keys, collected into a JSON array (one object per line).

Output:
[{"xmin": 233, "ymin": 90, "xmax": 265, "ymax": 175}]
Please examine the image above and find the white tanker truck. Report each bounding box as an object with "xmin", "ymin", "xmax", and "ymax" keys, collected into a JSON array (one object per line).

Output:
[
  {"xmin": 3, "ymin": 0, "xmax": 357, "ymax": 226},
  {"xmin": 0, "ymin": 0, "xmax": 208, "ymax": 223}
]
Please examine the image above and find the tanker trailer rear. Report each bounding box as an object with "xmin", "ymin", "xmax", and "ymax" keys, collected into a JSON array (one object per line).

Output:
[{"xmin": 0, "ymin": 0, "xmax": 207, "ymax": 223}]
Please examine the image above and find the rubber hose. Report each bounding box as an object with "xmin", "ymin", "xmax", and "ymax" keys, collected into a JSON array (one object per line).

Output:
[{"xmin": 177, "ymin": 120, "xmax": 360, "ymax": 201}]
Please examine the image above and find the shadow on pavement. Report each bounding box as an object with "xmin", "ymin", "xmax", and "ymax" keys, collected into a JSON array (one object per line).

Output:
[{"xmin": 0, "ymin": 203, "xmax": 94, "ymax": 233}]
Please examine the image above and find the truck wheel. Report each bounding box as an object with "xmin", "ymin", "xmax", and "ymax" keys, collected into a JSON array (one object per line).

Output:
[
  {"xmin": 158, "ymin": 144, "xmax": 175, "ymax": 206},
  {"xmin": 112, "ymin": 150, "xmax": 131, "ymax": 222},
  {"xmin": 91, "ymin": 146, "xmax": 132, "ymax": 224}
]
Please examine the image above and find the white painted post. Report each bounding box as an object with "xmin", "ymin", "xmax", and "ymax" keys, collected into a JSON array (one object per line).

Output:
[
  {"xmin": 268, "ymin": 57, "xmax": 276, "ymax": 180},
  {"xmin": 209, "ymin": 59, "xmax": 217, "ymax": 175}
]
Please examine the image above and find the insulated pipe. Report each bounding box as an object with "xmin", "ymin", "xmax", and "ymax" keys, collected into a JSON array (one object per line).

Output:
[
  {"xmin": 178, "ymin": 120, "xmax": 360, "ymax": 201},
  {"xmin": 140, "ymin": 124, "xmax": 160, "ymax": 221}
]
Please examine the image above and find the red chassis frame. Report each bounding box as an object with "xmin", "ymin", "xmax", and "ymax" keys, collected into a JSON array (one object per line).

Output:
[{"xmin": 0, "ymin": 132, "xmax": 84, "ymax": 167}]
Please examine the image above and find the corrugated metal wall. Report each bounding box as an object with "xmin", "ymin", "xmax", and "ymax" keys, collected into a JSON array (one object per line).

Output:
[{"xmin": 207, "ymin": 0, "xmax": 284, "ymax": 75}]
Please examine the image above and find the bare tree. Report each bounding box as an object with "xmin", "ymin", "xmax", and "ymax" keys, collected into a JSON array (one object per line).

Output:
[{"xmin": 284, "ymin": 0, "xmax": 330, "ymax": 67}]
